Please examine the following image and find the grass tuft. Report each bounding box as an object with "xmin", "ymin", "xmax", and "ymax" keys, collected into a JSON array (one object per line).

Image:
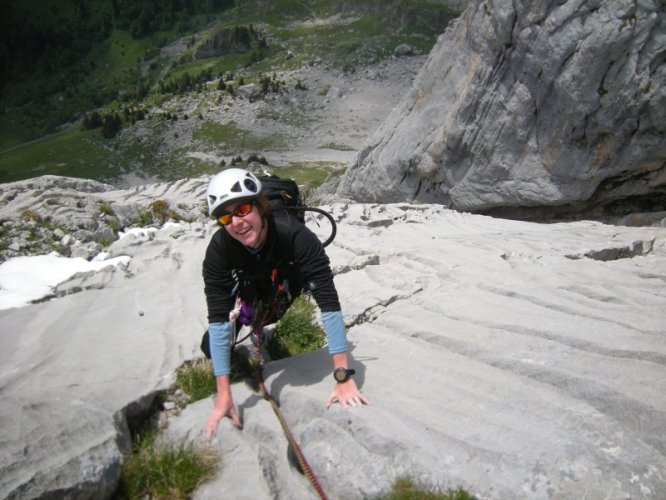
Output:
[
  {"xmin": 377, "ymin": 477, "xmax": 477, "ymax": 500},
  {"xmin": 118, "ymin": 431, "xmax": 220, "ymax": 499},
  {"xmin": 176, "ymin": 358, "xmax": 217, "ymax": 403},
  {"xmin": 267, "ymin": 295, "xmax": 326, "ymax": 360},
  {"xmin": 173, "ymin": 351, "xmax": 256, "ymax": 404}
]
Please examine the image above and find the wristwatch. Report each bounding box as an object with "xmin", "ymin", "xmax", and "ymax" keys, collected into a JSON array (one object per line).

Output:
[{"xmin": 333, "ymin": 367, "xmax": 355, "ymax": 383}]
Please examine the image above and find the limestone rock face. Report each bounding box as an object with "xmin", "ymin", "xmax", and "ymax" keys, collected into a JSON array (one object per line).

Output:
[
  {"xmin": 335, "ymin": 0, "xmax": 666, "ymax": 218},
  {"xmin": 2, "ymin": 181, "xmax": 666, "ymax": 498}
]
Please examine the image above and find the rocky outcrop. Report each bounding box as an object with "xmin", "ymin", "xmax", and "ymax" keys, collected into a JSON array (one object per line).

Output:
[
  {"xmin": 0, "ymin": 175, "xmax": 209, "ymax": 262},
  {"xmin": 194, "ymin": 26, "xmax": 257, "ymax": 60},
  {"xmin": 335, "ymin": 0, "xmax": 666, "ymax": 220},
  {"xmin": 1, "ymin": 178, "xmax": 666, "ymax": 498}
]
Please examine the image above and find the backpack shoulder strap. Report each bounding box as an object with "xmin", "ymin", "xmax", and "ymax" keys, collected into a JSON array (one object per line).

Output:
[{"xmin": 271, "ymin": 210, "xmax": 298, "ymax": 265}]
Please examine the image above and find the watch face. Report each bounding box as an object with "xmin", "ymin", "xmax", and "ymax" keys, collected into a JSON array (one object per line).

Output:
[{"xmin": 334, "ymin": 368, "xmax": 354, "ymax": 382}]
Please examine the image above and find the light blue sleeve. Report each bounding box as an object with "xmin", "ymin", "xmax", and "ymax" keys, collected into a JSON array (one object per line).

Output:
[
  {"xmin": 321, "ymin": 310, "xmax": 348, "ymax": 354},
  {"xmin": 209, "ymin": 322, "xmax": 234, "ymax": 376}
]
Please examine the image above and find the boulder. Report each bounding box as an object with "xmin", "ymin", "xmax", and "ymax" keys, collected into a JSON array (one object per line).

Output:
[
  {"xmin": 335, "ymin": 0, "xmax": 666, "ymax": 220},
  {"xmin": 393, "ymin": 43, "xmax": 414, "ymax": 57},
  {"xmin": 237, "ymin": 83, "xmax": 262, "ymax": 101}
]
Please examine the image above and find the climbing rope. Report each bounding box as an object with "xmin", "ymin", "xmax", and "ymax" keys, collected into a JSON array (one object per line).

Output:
[{"xmin": 246, "ymin": 290, "xmax": 328, "ymax": 500}]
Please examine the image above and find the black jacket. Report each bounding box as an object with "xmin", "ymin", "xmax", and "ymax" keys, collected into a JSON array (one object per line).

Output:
[{"xmin": 203, "ymin": 209, "xmax": 341, "ymax": 324}]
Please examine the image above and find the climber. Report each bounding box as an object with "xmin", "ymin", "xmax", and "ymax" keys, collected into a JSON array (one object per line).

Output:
[{"xmin": 201, "ymin": 168, "xmax": 370, "ymax": 439}]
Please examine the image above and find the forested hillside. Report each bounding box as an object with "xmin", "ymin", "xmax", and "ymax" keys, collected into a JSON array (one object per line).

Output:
[
  {"xmin": 0, "ymin": 0, "xmax": 458, "ymax": 184},
  {"xmin": 0, "ymin": 0, "xmax": 235, "ymax": 146}
]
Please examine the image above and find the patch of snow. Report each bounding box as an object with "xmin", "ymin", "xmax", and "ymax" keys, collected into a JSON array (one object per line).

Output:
[{"xmin": 0, "ymin": 252, "xmax": 131, "ymax": 310}]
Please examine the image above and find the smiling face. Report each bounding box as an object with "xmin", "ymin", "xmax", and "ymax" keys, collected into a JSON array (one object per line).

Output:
[{"xmin": 222, "ymin": 200, "xmax": 268, "ymax": 249}]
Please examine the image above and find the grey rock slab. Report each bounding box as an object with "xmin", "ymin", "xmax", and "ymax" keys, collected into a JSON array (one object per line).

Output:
[
  {"xmin": 1, "ymin": 202, "xmax": 666, "ymax": 499},
  {"xmin": 166, "ymin": 205, "xmax": 666, "ymax": 499}
]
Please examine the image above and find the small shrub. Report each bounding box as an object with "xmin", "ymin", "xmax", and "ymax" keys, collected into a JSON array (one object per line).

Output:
[
  {"xmin": 98, "ymin": 202, "xmax": 115, "ymax": 217},
  {"xmin": 98, "ymin": 238, "xmax": 116, "ymax": 247},
  {"xmin": 247, "ymin": 153, "xmax": 268, "ymax": 165},
  {"xmin": 103, "ymin": 217, "xmax": 120, "ymax": 234},
  {"xmin": 20, "ymin": 210, "xmax": 41, "ymax": 222},
  {"xmin": 149, "ymin": 199, "xmax": 171, "ymax": 224},
  {"xmin": 82, "ymin": 111, "xmax": 103, "ymax": 130},
  {"xmin": 295, "ymin": 79, "xmax": 307, "ymax": 91},
  {"xmin": 128, "ymin": 200, "xmax": 182, "ymax": 227},
  {"xmin": 102, "ymin": 112, "xmax": 122, "ymax": 139},
  {"xmin": 119, "ymin": 431, "xmax": 219, "ymax": 499},
  {"xmin": 131, "ymin": 209, "xmax": 154, "ymax": 227}
]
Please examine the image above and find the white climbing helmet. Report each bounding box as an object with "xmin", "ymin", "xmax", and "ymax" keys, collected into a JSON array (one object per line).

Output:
[{"xmin": 206, "ymin": 168, "xmax": 262, "ymax": 216}]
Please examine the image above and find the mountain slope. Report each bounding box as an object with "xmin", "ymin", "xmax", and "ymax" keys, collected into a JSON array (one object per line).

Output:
[{"xmin": 0, "ymin": 0, "xmax": 460, "ymax": 184}]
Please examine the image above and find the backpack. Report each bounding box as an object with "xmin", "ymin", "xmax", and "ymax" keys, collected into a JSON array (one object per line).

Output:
[
  {"xmin": 258, "ymin": 175, "xmax": 337, "ymax": 247},
  {"xmin": 259, "ymin": 175, "xmax": 306, "ymax": 223}
]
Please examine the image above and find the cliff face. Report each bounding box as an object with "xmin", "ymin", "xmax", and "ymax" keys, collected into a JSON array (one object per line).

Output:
[{"xmin": 336, "ymin": 0, "xmax": 666, "ymax": 219}]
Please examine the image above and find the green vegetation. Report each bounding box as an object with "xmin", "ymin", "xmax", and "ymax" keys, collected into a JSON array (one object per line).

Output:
[
  {"xmin": 0, "ymin": 211, "xmax": 67, "ymax": 260},
  {"xmin": 98, "ymin": 202, "xmax": 115, "ymax": 217},
  {"xmin": 123, "ymin": 199, "xmax": 188, "ymax": 227},
  {"xmin": 0, "ymin": 0, "xmax": 460, "ymax": 184},
  {"xmin": 176, "ymin": 358, "xmax": 217, "ymax": 403},
  {"xmin": 174, "ymin": 295, "xmax": 332, "ymax": 403},
  {"xmin": 267, "ymin": 161, "xmax": 346, "ymax": 201},
  {"xmin": 118, "ymin": 431, "xmax": 220, "ymax": 499},
  {"xmin": 149, "ymin": 199, "xmax": 182, "ymax": 224},
  {"xmin": 267, "ymin": 295, "xmax": 326, "ymax": 360},
  {"xmin": 319, "ymin": 141, "xmax": 356, "ymax": 151},
  {"xmin": 192, "ymin": 120, "xmax": 289, "ymax": 152},
  {"xmin": 0, "ymin": 127, "xmax": 127, "ymax": 184},
  {"xmin": 172, "ymin": 355, "xmax": 251, "ymax": 408},
  {"xmin": 0, "ymin": 0, "xmax": 234, "ymax": 147},
  {"xmin": 377, "ymin": 477, "xmax": 477, "ymax": 500}
]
